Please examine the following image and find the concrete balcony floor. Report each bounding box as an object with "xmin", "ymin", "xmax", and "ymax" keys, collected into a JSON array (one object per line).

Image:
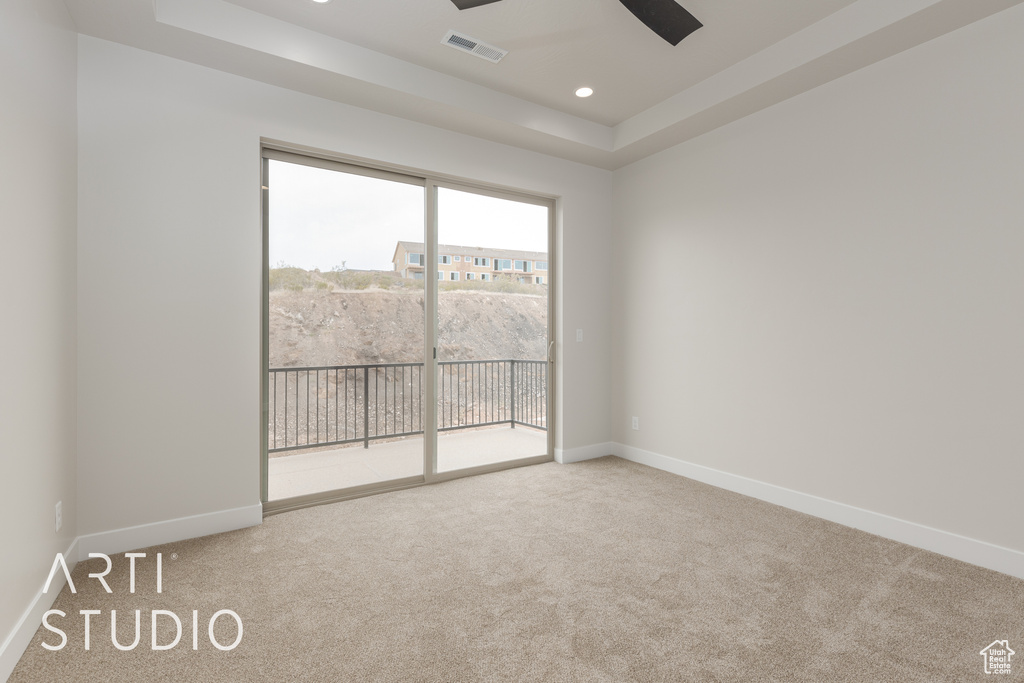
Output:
[{"xmin": 268, "ymin": 425, "xmax": 547, "ymax": 500}]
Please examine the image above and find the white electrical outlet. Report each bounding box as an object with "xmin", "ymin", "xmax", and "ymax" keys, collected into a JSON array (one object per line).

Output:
[
  {"xmin": 631, "ymin": 416, "xmax": 639, "ymax": 430},
  {"xmin": 576, "ymin": 328, "xmax": 584, "ymax": 342},
  {"xmin": 55, "ymin": 501, "xmax": 62, "ymax": 533}
]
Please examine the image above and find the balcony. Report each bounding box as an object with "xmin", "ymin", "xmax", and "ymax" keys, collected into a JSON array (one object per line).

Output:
[{"xmin": 267, "ymin": 359, "xmax": 548, "ymax": 499}]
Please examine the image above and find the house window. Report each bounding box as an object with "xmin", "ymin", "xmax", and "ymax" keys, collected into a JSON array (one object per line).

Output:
[
  {"xmin": 535, "ymin": 261, "xmax": 547, "ymax": 271},
  {"xmin": 439, "ymin": 255, "xmax": 451, "ymax": 265},
  {"xmin": 494, "ymin": 259, "xmax": 512, "ymax": 271},
  {"xmin": 412, "ymin": 272, "xmax": 424, "ymax": 280},
  {"xmin": 466, "ymin": 272, "xmax": 475, "ymax": 280},
  {"xmin": 473, "ymin": 257, "xmax": 489, "ymax": 267},
  {"xmin": 481, "ymin": 273, "xmax": 490, "ymax": 281},
  {"xmin": 514, "ymin": 260, "xmax": 532, "ymax": 273},
  {"xmin": 407, "ymin": 253, "xmax": 423, "ymax": 265},
  {"xmin": 437, "ymin": 271, "xmax": 444, "ymax": 280},
  {"xmin": 450, "ymin": 271, "xmax": 459, "ymax": 281},
  {"xmin": 535, "ymin": 276, "xmax": 543, "ymax": 285},
  {"xmin": 454, "ymin": 255, "xmax": 461, "ymax": 262}
]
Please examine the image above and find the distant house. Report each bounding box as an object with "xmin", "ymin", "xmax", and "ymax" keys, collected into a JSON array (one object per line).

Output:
[{"xmin": 392, "ymin": 241, "xmax": 549, "ymax": 285}]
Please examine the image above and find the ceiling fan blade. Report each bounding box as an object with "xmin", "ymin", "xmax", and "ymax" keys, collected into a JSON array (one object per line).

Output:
[
  {"xmin": 450, "ymin": 0, "xmax": 503, "ymax": 9},
  {"xmin": 618, "ymin": 0, "xmax": 702, "ymax": 46}
]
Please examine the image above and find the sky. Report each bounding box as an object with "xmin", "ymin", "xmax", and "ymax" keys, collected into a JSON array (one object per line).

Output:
[{"xmin": 268, "ymin": 160, "xmax": 548, "ymax": 271}]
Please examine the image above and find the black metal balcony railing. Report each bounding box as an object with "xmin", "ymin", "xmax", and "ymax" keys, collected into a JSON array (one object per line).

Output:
[{"xmin": 268, "ymin": 359, "xmax": 547, "ymax": 453}]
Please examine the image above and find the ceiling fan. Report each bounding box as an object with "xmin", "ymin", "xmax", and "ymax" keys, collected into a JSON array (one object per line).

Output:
[{"xmin": 449, "ymin": 0, "xmax": 702, "ymax": 46}]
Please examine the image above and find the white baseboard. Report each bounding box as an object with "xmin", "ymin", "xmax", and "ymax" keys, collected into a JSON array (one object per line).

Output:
[
  {"xmin": 614, "ymin": 443, "xmax": 1024, "ymax": 580},
  {"xmin": 0, "ymin": 537, "xmax": 78, "ymax": 683},
  {"xmin": 555, "ymin": 442, "xmax": 615, "ymax": 464},
  {"xmin": 77, "ymin": 503, "xmax": 263, "ymax": 561}
]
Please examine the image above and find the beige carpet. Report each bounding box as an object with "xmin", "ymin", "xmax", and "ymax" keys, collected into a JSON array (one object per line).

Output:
[{"xmin": 11, "ymin": 457, "xmax": 1024, "ymax": 681}]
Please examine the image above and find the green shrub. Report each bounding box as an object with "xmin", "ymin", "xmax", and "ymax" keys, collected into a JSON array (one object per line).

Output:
[
  {"xmin": 438, "ymin": 277, "xmax": 544, "ymax": 295},
  {"xmin": 324, "ymin": 269, "xmax": 406, "ymax": 291},
  {"xmin": 270, "ymin": 266, "xmax": 542, "ymax": 294},
  {"xmin": 269, "ymin": 267, "xmax": 314, "ymax": 291}
]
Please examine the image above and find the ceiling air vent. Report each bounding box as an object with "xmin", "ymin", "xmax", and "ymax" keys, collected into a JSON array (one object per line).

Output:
[{"xmin": 442, "ymin": 30, "xmax": 508, "ymax": 63}]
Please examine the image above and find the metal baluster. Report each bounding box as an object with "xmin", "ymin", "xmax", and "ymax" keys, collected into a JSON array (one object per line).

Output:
[
  {"xmin": 543, "ymin": 362, "xmax": 547, "ymax": 428},
  {"xmin": 510, "ymin": 360, "xmax": 516, "ymax": 428},
  {"xmin": 363, "ymin": 366, "xmax": 370, "ymax": 449},
  {"xmin": 537, "ymin": 362, "xmax": 541, "ymax": 427}
]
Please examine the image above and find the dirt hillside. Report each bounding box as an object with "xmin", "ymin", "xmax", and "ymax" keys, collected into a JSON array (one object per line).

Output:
[{"xmin": 269, "ymin": 287, "xmax": 548, "ymax": 368}]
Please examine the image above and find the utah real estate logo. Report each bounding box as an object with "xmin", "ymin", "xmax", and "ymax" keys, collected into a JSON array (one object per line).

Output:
[{"xmin": 980, "ymin": 640, "xmax": 1014, "ymax": 675}]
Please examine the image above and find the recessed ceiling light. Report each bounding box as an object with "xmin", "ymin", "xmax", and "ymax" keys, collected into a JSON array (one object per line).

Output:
[
  {"xmin": 575, "ymin": 87, "xmax": 594, "ymax": 98},
  {"xmin": 311, "ymin": 0, "xmax": 331, "ymax": 4}
]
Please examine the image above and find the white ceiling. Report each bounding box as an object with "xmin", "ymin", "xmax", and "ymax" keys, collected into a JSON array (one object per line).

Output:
[
  {"xmin": 64, "ymin": 0, "xmax": 1024, "ymax": 169},
  {"xmin": 223, "ymin": 0, "xmax": 857, "ymax": 127}
]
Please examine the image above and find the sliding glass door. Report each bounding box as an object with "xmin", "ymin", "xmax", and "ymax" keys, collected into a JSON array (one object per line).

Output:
[
  {"xmin": 434, "ymin": 186, "xmax": 551, "ymax": 473},
  {"xmin": 261, "ymin": 148, "xmax": 553, "ymax": 509}
]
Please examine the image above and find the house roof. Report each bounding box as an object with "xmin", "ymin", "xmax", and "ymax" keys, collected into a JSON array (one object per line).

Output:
[
  {"xmin": 395, "ymin": 241, "xmax": 547, "ymax": 262},
  {"xmin": 980, "ymin": 640, "xmax": 1015, "ymax": 654}
]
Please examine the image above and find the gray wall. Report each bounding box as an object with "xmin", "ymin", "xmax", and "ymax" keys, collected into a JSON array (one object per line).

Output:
[
  {"xmin": 0, "ymin": 0, "xmax": 79, "ymax": 670},
  {"xmin": 611, "ymin": 3, "xmax": 1024, "ymax": 553}
]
